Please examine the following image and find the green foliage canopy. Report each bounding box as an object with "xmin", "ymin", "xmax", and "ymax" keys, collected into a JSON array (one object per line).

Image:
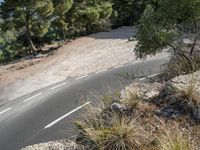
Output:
[
  {"xmin": 135, "ymin": 0, "xmax": 200, "ymax": 58},
  {"xmin": 52, "ymin": 0, "xmax": 73, "ymax": 40},
  {"xmin": 0, "ymin": 0, "xmax": 54, "ymax": 51},
  {"xmin": 111, "ymin": 0, "xmax": 150, "ymax": 27},
  {"xmin": 67, "ymin": 0, "xmax": 113, "ymax": 34}
]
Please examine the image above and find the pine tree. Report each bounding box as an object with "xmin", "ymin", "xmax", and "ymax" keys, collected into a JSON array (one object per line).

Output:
[
  {"xmin": 0, "ymin": 0, "xmax": 54, "ymax": 54},
  {"xmin": 52, "ymin": 0, "xmax": 73, "ymax": 41},
  {"xmin": 111, "ymin": 0, "xmax": 150, "ymax": 27},
  {"xmin": 135, "ymin": 0, "xmax": 200, "ymax": 58},
  {"xmin": 67, "ymin": 0, "xmax": 113, "ymax": 35}
]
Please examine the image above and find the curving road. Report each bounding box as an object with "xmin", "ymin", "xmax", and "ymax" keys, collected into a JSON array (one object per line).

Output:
[{"xmin": 0, "ymin": 56, "xmax": 170, "ymax": 150}]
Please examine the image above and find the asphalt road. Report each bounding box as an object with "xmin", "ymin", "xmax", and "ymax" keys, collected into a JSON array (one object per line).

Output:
[{"xmin": 0, "ymin": 56, "xmax": 170, "ymax": 150}]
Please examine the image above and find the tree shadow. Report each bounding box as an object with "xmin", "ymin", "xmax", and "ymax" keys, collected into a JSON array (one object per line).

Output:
[
  {"xmin": 0, "ymin": 43, "xmax": 63, "ymax": 66},
  {"xmin": 88, "ymin": 26, "xmax": 137, "ymax": 40}
]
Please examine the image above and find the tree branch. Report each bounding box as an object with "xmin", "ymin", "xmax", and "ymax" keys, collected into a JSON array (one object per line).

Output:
[
  {"xmin": 167, "ymin": 43, "xmax": 177, "ymax": 55},
  {"xmin": 190, "ymin": 36, "xmax": 197, "ymax": 56}
]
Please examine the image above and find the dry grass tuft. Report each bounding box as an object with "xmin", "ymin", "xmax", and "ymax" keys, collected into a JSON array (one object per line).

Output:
[
  {"xmin": 75, "ymin": 102, "xmax": 152, "ymax": 150},
  {"xmin": 164, "ymin": 53, "xmax": 200, "ymax": 79},
  {"xmin": 122, "ymin": 91, "xmax": 142, "ymax": 109},
  {"xmin": 180, "ymin": 82, "xmax": 200, "ymax": 110},
  {"xmin": 101, "ymin": 91, "xmax": 121, "ymax": 106},
  {"xmin": 158, "ymin": 125, "xmax": 196, "ymax": 150},
  {"xmin": 90, "ymin": 117, "xmax": 149, "ymax": 150},
  {"xmin": 173, "ymin": 78, "xmax": 200, "ymax": 118},
  {"xmin": 159, "ymin": 131, "xmax": 190, "ymax": 150}
]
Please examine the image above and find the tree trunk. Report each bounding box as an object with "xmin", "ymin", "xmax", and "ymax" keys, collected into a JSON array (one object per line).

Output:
[
  {"xmin": 62, "ymin": 28, "xmax": 66, "ymax": 41},
  {"xmin": 25, "ymin": 19, "xmax": 37, "ymax": 56},
  {"xmin": 86, "ymin": 25, "xmax": 91, "ymax": 35},
  {"xmin": 190, "ymin": 36, "xmax": 197, "ymax": 56}
]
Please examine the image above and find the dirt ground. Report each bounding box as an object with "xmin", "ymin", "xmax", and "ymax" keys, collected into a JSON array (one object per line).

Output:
[{"xmin": 0, "ymin": 26, "xmax": 165, "ymax": 103}]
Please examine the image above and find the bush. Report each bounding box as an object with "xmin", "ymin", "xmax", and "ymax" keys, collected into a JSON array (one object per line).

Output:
[{"xmin": 75, "ymin": 106, "xmax": 150, "ymax": 150}]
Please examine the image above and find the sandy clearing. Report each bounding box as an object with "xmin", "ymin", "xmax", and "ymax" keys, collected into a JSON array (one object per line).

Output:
[{"xmin": 0, "ymin": 26, "xmax": 167, "ymax": 103}]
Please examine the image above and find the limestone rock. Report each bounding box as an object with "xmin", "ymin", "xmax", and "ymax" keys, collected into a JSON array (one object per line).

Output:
[
  {"xmin": 111, "ymin": 102, "xmax": 127, "ymax": 113},
  {"xmin": 21, "ymin": 139, "xmax": 84, "ymax": 150},
  {"xmin": 122, "ymin": 82, "xmax": 164, "ymax": 100},
  {"xmin": 168, "ymin": 71, "xmax": 200, "ymax": 94}
]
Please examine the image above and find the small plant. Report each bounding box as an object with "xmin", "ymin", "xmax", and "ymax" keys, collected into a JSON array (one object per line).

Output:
[
  {"xmin": 75, "ymin": 102, "xmax": 151, "ymax": 150},
  {"xmin": 182, "ymin": 84, "xmax": 199, "ymax": 105},
  {"xmin": 158, "ymin": 126, "xmax": 194, "ymax": 150},
  {"xmin": 122, "ymin": 91, "xmax": 141, "ymax": 109},
  {"xmin": 96, "ymin": 117, "xmax": 150, "ymax": 150},
  {"xmin": 76, "ymin": 115, "xmax": 150, "ymax": 150},
  {"xmin": 177, "ymin": 77, "xmax": 200, "ymax": 118},
  {"xmin": 159, "ymin": 134, "xmax": 190, "ymax": 150},
  {"xmin": 101, "ymin": 91, "xmax": 121, "ymax": 106},
  {"xmin": 164, "ymin": 53, "xmax": 200, "ymax": 79}
]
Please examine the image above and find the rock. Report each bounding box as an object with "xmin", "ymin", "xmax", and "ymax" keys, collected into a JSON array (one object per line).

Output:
[
  {"xmin": 193, "ymin": 107, "xmax": 200, "ymax": 120},
  {"xmin": 21, "ymin": 139, "xmax": 84, "ymax": 150},
  {"xmin": 155, "ymin": 107, "xmax": 181, "ymax": 119},
  {"xmin": 111, "ymin": 102, "xmax": 127, "ymax": 113},
  {"xmin": 168, "ymin": 71, "xmax": 200, "ymax": 94},
  {"xmin": 120, "ymin": 89, "xmax": 126, "ymax": 99},
  {"xmin": 122, "ymin": 82, "xmax": 164, "ymax": 100}
]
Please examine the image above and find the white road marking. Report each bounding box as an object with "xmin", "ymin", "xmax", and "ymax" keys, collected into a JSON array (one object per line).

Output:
[
  {"xmin": 96, "ymin": 69, "xmax": 108, "ymax": 74},
  {"xmin": 44, "ymin": 101, "xmax": 91, "ymax": 129},
  {"xmin": 148, "ymin": 73, "xmax": 161, "ymax": 78},
  {"xmin": 75, "ymin": 75, "xmax": 89, "ymax": 80},
  {"xmin": 139, "ymin": 77, "xmax": 146, "ymax": 81},
  {"xmin": 0, "ymin": 107, "xmax": 12, "ymax": 116},
  {"xmin": 51, "ymin": 82, "xmax": 67, "ymax": 90},
  {"xmin": 24, "ymin": 93, "xmax": 43, "ymax": 102}
]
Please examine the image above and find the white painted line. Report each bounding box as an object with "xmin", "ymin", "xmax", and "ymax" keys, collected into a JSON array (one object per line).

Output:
[
  {"xmin": 0, "ymin": 107, "xmax": 12, "ymax": 116},
  {"xmin": 51, "ymin": 82, "xmax": 67, "ymax": 90},
  {"xmin": 75, "ymin": 75, "xmax": 89, "ymax": 80},
  {"xmin": 139, "ymin": 77, "xmax": 146, "ymax": 81},
  {"xmin": 44, "ymin": 102, "xmax": 91, "ymax": 129},
  {"xmin": 24, "ymin": 93, "xmax": 42, "ymax": 102},
  {"xmin": 148, "ymin": 73, "xmax": 161, "ymax": 78},
  {"xmin": 96, "ymin": 69, "xmax": 108, "ymax": 74}
]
